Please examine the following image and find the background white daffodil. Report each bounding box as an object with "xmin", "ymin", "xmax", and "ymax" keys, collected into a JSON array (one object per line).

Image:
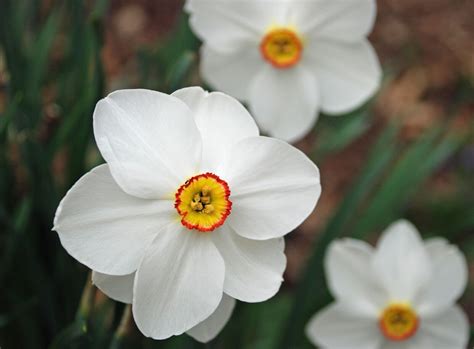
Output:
[
  {"xmin": 186, "ymin": 0, "xmax": 382, "ymax": 142},
  {"xmin": 306, "ymin": 219, "xmax": 469, "ymax": 349},
  {"xmin": 53, "ymin": 87, "xmax": 321, "ymax": 341}
]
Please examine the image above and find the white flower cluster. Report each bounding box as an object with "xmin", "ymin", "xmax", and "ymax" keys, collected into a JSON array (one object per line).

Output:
[{"xmin": 53, "ymin": 0, "xmax": 469, "ymax": 347}]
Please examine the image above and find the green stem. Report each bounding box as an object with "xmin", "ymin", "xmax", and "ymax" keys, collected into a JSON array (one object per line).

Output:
[{"xmin": 109, "ymin": 304, "xmax": 134, "ymax": 349}]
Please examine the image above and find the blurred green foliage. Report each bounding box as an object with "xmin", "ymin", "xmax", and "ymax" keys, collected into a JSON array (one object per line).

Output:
[{"xmin": 0, "ymin": 1, "xmax": 473, "ymax": 348}]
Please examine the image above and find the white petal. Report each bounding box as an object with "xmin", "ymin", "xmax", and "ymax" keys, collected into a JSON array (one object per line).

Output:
[
  {"xmin": 305, "ymin": 302, "xmax": 381, "ymax": 349},
  {"xmin": 225, "ymin": 136, "xmax": 321, "ymax": 240},
  {"xmin": 372, "ymin": 220, "xmax": 432, "ymax": 302},
  {"xmin": 414, "ymin": 239, "xmax": 468, "ymax": 316},
  {"xmin": 212, "ymin": 225, "xmax": 286, "ymax": 302},
  {"xmin": 54, "ymin": 165, "xmax": 175, "ymax": 275},
  {"xmin": 293, "ymin": 0, "xmax": 377, "ymax": 42},
  {"xmin": 248, "ymin": 65, "xmax": 320, "ymax": 142},
  {"xmin": 172, "ymin": 87, "xmax": 259, "ymax": 173},
  {"xmin": 424, "ymin": 237, "xmax": 449, "ymax": 256},
  {"xmin": 304, "ymin": 39, "xmax": 381, "ymax": 114},
  {"xmin": 325, "ymin": 239, "xmax": 387, "ymax": 316},
  {"xmin": 380, "ymin": 340, "xmax": 421, "ymax": 349},
  {"xmin": 200, "ymin": 44, "xmax": 263, "ymax": 101},
  {"xmin": 416, "ymin": 306, "xmax": 470, "ymax": 349},
  {"xmin": 186, "ymin": 0, "xmax": 284, "ymax": 52},
  {"xmin": 92, "ymin": 271, "xmax": 134, "ymax": 304},
  {"xmin": 186, "ymin": 294, "xmax": 236, "ymax": 343},
  {"xmin": 133, "ymin": 225, "xmax": 225, "ymax": 339},
  {"xmin": 93, "ymin": 89, "xmax": 201, "ymax": 199}
]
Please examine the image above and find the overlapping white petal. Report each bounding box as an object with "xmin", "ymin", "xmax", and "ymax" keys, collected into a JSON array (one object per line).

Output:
[
  {"xmin": 417, "ymin": 305, "xmax": 469, "ymax": 349},
  {"xmin": 293, "ymin": 0, "xmax": 377, "ymax": 42},
  {"xmin": 304, "ymin": 39, "xmax": 381, "ymax": 114},
  {"xmin": 200, "ymin": 45, "xmax": 263, "ymax": 101},
  {"xmin": 325, "ymin": 239, "xmax": 387, "ymax": 316},
  {"xmin": 306, "ymin": 303, "xmax": 381, "ymax": 349},
  {"xmin": 92, "ymin": 271, "xmax": 134, "ymax": 304},
  {"xmin": 187, "ymin": 294, "xmax": 236, "ymax": 343},
  {"xmin": 225, "ymin": 136, "xmax": 321, "ymax": 240},
  {"xmin": 248, "ymin": 65, "xmax": 320, "ymax": 142},
  {"xmin": 212, "ymin": 226, "xmax": 286, "ymax": 302},
  {"xmin": 372, "ymin": 220, "xmax": 432, "ymax": 301},
  {"xmin": 186, "ymin": 0, "xmax": 287, "ymax": 51},
  {"xmin": 379, "ymin": 339, "xmax": 422, "ymax": 349},
  {"xmin": 91, "ymin": 268, "xmax": 237, "ymax": 343},
  {"xmin": 172, "ymin": 87, "xmax": 259, "ymax": 173},
  {"xmin": 54, "ymin": 165, "xmax": 175, "ymax": 275},
  {"xmin": 93, "ymin": 89, "xmax": 201, "ymax": 199},
  {"xmin": 133, "ymin": 224, "xmax": 225, "ymax": 339},
  {"xmin": 424, "ymin": 237, "xmax": 449, "ymax": 256},
  {"xmin": 415, "ymin": 239, "xmax": 468, "ymax": 316}
]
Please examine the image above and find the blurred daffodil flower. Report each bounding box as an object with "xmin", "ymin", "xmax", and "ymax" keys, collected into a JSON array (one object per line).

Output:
[
  {"xmin": 306, "ymin": 220, "xmax": 469, "ymax": 349},
  {"xmin": 53, "ymin": 87, "xmax": 321, "ymax": 341},
  {"xmin": 186, "ymin": 0, "xmax": 382, "ymax": 142}
]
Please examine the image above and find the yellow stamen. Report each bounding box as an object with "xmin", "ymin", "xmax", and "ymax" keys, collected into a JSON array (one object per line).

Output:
[
  {"xmin": 201, "ymin": 185, "xmax": 211, "ymax": 196},
  {"xmin": 190, "ymin": 201, "xmax": 203, "ymax": 211},
  {"xmin": 379, "ymin": 303, "xmax": 419, "ymax": 341},
  {"xmin": 175, "ymin": 173, "xmax": 232, "ymax": 232},
  {"xmin": 260, "ymin": 27, "xmax": 303, "ymax": 69},
  {"xmin": 203, "ymin": 204, "xmax": 215, "ymax": 214}
]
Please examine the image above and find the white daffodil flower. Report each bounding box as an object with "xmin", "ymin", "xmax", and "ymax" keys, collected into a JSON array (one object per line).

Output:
[
  {"xmin": 53, "ymin": 87, "xmax": 321, "ymax": 341},
  {"xmin": 186, "ymin": 0, "xmax": 382, "ymax": 142},
  {"xmin": 306, "ymin": 220, "xmax": 469, "ymax": 349}
]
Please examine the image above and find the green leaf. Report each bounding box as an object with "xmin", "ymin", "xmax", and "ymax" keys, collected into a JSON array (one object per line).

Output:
[
  {"xmin": 352, "ymin": 131, "xmax": 462, "ymax": 239},
  {"xmin": 48, "ymin": 321, "xmax": 91, "ymax": 349},
  {"xmin": 26, "ymin": 9, "xmax": 61, "ymax": 101},
  {"xmin": 313, "ymin": 108, "xmax": 371, "ymax": 159},
  {"xmin": 165, "ymin": 51, "xmax": 196, "ymax": 92}
]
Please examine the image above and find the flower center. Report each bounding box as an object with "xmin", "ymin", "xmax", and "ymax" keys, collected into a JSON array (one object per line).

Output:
[
  {"xmin": 260, "ymin": 28, "xmax": 303, "ymax": 69},
  {"xmin": 174, "ymin": 173, "xmax": 232, "ymax": 232},
  {"xmin": 379, "ymin": 303, "xmax": 419, "ymax": 341}
]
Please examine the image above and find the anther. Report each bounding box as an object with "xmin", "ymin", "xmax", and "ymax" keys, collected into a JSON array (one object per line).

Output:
[
  {"xmin": 379, "ymin": 303, "xmax": 419, "ymax": 341},
  {"xmin": 203, "ymin": 204, "xmax": 215, "ymax": 214},
  {"xmin": 201, "ymin": 185, "xmax": 211, "ymax": 196},
  {"xmin": 190, "ymin": 201, "xmax": 203, "ymax": 211},
  {"xmin": 174, "ymin": 172, "xmax": 232, "ymax": 232},
  {"xmin": 260, "ymin": 28, "xmax": 303, "ymax": 69}
]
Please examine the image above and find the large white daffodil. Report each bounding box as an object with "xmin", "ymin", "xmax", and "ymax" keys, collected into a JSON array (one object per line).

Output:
[
  {"xmin": 186, "ymin": 0, "xmax": 382, "ymax": 142},
  {"xmin": 306, "ymin": 220, "xmax": 469, "ymax": 349},
  {"xmin": 53, "ymin": 87, "xmax": 321, "ymax": 341}
]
